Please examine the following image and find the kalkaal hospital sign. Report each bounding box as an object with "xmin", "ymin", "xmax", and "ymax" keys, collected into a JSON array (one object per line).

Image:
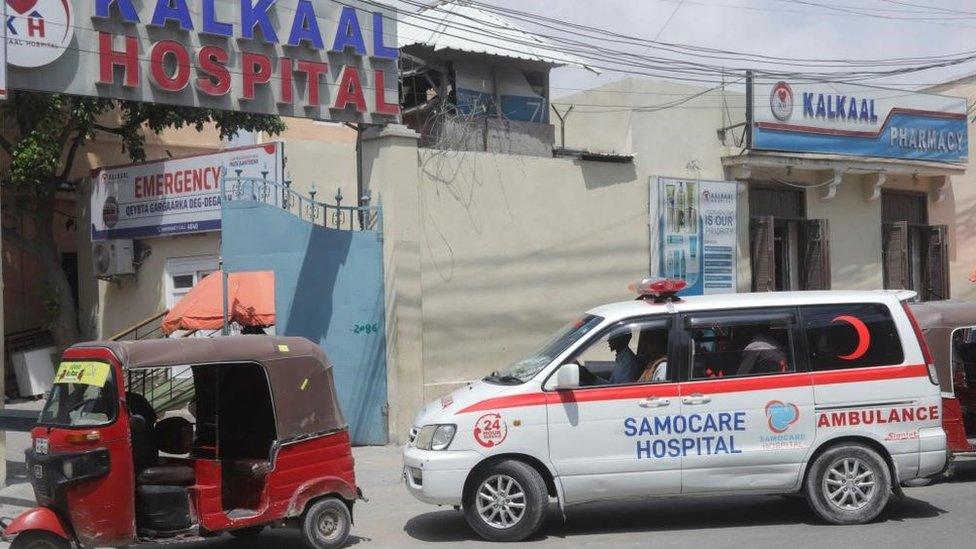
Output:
[{"xmin": 4, "ymin": 0, "xmax": 400, "ymax": 122}]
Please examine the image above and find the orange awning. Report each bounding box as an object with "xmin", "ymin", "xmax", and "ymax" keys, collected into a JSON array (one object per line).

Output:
[{"xmin": 162, "ymin": 270, "xmax": 275, "ymax": 335}]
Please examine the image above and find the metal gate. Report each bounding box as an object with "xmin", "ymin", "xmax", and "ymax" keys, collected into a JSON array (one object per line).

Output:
[{"xmin": 220, "ymin": 174, "xmax": 388, "ymax": 445}]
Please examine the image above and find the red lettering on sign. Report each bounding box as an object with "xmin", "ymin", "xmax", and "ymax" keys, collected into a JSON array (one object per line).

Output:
[
  {"xmin": 333, "ymin": 65, "xmax": 366, "ymax": 112},
  {"xmin": 98, "ymin": 32, "xmax": 140, "ymax": 87},
  {"xmin": 279, "ymin": 57, "xmax": 293, "ymax": 104},
  {"xmin": 149, "ymin": 40, "xmax": 191, "ymax": 92},
  {"xmin": 197, "ymin": 46, "xmax": 231, "ymax": 96},
  {"xmin": 374, "ymin": 69, "xmax": 399, "ymax": 116},
  {"xmin": 242, "ymin": 53, "xmax": 272, "ymax": 100},
  {"xmin": 27, "ymin": 17, "xmax": 44, "ymax": 38},
  {"xmin": 296, "ymin": 60, "xmax": 328, "ymax": 106}
]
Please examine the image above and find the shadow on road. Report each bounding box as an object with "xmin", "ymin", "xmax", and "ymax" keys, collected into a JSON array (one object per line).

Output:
[{"xmin": 404, "ymin": 493, "xmax": 946, "ymax": 543}]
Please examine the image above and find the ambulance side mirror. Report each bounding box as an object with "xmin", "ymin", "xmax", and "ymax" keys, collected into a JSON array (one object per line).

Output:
[{"xmin": 550, "ymin": 362, "xmax": 580, "ymax": 391}]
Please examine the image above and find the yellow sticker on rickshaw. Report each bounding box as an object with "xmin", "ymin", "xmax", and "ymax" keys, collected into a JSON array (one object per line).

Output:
[{"xmin": 53, "ymin": 362, "xmax": 110, "ymax": 387}]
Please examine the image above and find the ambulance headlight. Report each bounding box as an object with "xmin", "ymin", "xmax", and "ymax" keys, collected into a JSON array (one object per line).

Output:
[{"xmin": 416, "ymin": 424, "xmax": 456, "ymax": 451}]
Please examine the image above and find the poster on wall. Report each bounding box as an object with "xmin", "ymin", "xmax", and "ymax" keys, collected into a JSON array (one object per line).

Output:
[
  {"xmin": 655, "ymin": 177, "xmax": 737, "ymax": 296},
  {"xmin": 91, "ymin": 142, "xmax": 283, "ymax": 241}
]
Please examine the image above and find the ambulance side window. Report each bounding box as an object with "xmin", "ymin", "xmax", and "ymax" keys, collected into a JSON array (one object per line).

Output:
[
  {"xmin": 801, "ymin": 303, "xmax": 904, "ymax": 371},
  {"xmin": 572, "ymin": 319, "xmax": 671, "ymax": 387},
  {"xmin": 687, "ymin": 314, "xmax": 796, "ymax": 380}
]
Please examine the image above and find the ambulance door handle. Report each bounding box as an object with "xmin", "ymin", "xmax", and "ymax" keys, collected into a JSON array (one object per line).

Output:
[
  {"xmin": 682, "ymin": 393, "xmax": 711, "ymax": 405},
  {"xmin": 638, "ymin": 397, "xmax": 670, "ymax": 408}
]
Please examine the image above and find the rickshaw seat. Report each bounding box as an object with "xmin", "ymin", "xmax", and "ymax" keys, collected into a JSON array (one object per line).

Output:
[
  {"xmin": 137, "ymin": 464, "xmax": 196, "ymax": 486},
  {"xmin": 229, "ymin": 459, "xmax": 271, "ymax": 480}
]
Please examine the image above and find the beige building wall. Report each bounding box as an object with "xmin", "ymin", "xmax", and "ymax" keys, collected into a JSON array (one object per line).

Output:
[
  {"xmin": 927, "ymin": 77, "xmax": 976, "ymax": 301},
  {"xmin": 558, "ymin": 78, "xmax": 750, "ymax": 290},
  {"xmin": 416, "ymin": 149, "xmax": 641, "ymax": 401}
]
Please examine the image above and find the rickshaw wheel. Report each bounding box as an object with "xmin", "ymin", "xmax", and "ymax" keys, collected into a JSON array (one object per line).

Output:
[
  {"xmin": 10, "ymin": 531, "xmax": 70, "ymax": 549},
  {"xmin": 229, "ymin": 525, "xmax": 266, "ymax": 539},
  {"xmin": 302, "ymin": 497, "xmax": 351, "ymax": 549}
]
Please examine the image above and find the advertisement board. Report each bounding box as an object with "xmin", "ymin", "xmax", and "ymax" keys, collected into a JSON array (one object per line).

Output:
[
  {"xmin": 655, "ymin": 177, "xmax": 737, "ymax": 296},
  {"xmin": 5, "ymin": 0, "xmax": 399, "ymax": 122},
  {"xmin": 751, "ymin": 79, "xmax": 967, "ymax": 164},
  {"xmin": 91, "ymin": 142, "xmax": 283, "ymax": 240}
]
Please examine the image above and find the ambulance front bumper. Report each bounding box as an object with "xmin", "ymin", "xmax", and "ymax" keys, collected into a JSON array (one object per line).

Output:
[{"xmin": 402, "ymin": 446, "xmax": 482, "ymax": 506}]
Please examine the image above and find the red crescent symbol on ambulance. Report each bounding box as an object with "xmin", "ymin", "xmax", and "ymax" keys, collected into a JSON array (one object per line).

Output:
[{"xmin": 832, "ymin": 315, "xmax": 870, "ymax": 361}]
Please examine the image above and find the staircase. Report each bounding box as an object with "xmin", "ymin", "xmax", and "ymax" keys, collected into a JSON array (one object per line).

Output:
[{"xmin": 110, "ymin": 311, "xmax": 200, "ymax": 413}]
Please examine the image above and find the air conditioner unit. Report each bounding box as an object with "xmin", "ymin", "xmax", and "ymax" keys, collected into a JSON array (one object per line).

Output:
[{"xmin": 92, "ymin": 239, "xmax": 135, "ymax": 277}]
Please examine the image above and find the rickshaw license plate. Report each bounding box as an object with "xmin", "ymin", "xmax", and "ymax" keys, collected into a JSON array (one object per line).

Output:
[
  {"xmin": 35, "ymin": 438, "xmax": 48, "ymax": 455},
  {"xmin": 33, "ymin": 465, "xmax": 43, "ymax": 480}
]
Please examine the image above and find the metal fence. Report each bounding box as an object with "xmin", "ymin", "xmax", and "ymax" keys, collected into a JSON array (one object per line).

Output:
[{"xmin": 220, "ymin": 170, "xmax": 381, "ymax": 232}]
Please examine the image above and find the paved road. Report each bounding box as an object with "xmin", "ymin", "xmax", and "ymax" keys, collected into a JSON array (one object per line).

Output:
[{"xmin": 3, "ymin": 438, "xmax": 975, "ymax": 548}]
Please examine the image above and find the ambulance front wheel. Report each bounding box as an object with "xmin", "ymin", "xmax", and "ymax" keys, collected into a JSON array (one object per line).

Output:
[
  {"xmin": 463, "ymin": 459, "xmax": 549, "ymax": 542},
  {"xmin": 805, "ymin": 442, "xmax": 892, "ymax": 525}
]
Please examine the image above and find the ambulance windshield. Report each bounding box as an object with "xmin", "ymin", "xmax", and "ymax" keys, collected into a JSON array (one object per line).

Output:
[{"xmin": 496, "ymin": 315, "xmax": 604, "ymax": 383}]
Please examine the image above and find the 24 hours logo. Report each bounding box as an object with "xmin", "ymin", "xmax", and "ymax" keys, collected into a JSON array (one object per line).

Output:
[{"xmin": 473, "ymin": 413, "xmax": 507, "ymax": 448}]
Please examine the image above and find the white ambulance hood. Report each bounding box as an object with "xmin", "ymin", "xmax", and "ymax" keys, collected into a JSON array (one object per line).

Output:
[{"xmin": 412, "ymin": 379, "xmax": 515, "ymax": 426}]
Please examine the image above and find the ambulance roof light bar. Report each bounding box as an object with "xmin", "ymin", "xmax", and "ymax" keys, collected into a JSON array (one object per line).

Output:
[{"xmin": 630, "ymin": 278, "xmax": 687, "ymax": 303}]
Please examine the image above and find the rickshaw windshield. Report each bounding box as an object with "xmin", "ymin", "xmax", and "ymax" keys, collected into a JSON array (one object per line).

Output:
[{"xmin": 39, "ymin": 361, "xmax": 118, "ymax": 428}]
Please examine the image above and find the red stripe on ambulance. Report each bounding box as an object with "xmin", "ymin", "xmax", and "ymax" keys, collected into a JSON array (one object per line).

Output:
[{"xmin": 456, "ymin": 364, "xmax": 928, "ymax": 415}]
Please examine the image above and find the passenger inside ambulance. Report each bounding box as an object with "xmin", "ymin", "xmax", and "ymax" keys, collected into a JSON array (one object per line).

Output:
[
  {"xmin": 690, "ymin": 321, "xmax": 792, "ymax": 379},
  {"xmin": 576, "ymin": 324, "xmax": 670, "ymax": 386}
]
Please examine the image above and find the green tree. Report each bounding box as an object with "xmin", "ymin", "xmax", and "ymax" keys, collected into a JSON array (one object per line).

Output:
[{"xmin": 1, "ymin": 91, "xmax": 286, "ymax": 346}]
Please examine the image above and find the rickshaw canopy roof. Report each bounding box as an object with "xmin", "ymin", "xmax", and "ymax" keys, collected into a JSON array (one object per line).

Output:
[
  {"xmin": 908, "ymin": 300, "xmax": 976, "ymax": 394},
  {"xmin": 910, "ymin": 300, "xmax": 976, "ymax": 333},
  {"xmin": 72, "ymin": 336, "xmax": 347, "ymax": 440}
]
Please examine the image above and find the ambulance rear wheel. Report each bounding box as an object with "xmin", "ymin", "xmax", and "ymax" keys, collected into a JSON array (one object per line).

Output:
[
  {"xmin": 805, "ymin": 443, "xmax": 891, "ymax": 525},
  {"xmin": 463, "ymin": 459, "xmax": 549, "ymax": 542}
]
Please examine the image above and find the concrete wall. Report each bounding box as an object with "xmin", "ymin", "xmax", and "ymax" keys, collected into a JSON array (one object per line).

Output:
[
  {"xmin": 804, "ymin": 174, "xmax": 885, "ymax": 291},
  {"xmin": 416, "ymin": 149, "xmax": 641, "ymax": 399},
  {"xmin": 559, "ymin": 78, "xmax": 750, "ymax": 290},
  {"xmin": 363, "ymin": 125, "xmax": 644, "ymax": 439}
]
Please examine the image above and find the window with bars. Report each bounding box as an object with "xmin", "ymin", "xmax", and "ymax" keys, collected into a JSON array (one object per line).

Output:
[
  {"xmin": 881, "ymin": 191, "xmax": 948, "ymax": 301},
  {"xmin": 748, "ymin": 185, "xmax": 830, "ymax": 292}
]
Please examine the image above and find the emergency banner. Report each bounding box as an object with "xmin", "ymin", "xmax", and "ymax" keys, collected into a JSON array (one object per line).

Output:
[
  {"xmin": 91, "ymin": 142, "xmax": 283, "ymax": 240},
  {"xmin": 751, "ymin": 79, "xmax": 967, "ymax": 164},
  {"xmin": 5, "ymin": 0, "xmax": 399, "ymax": 122},
  {"xmin": 655, "ymin": 177, "xmax": 737, "ymax": 296}
]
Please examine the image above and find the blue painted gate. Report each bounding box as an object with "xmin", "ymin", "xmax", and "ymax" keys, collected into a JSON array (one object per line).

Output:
[{"xmin": 220, "ymin": 177, "xmax": 387, "ymax": 445}]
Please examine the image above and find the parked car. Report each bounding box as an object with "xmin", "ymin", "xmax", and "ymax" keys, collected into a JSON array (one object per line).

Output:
[
  {"xmin": 403, "ymin": 280, "xmax": 947, "ymax": 541},
  {"xmin": 3, "ymin": 336, "xmax": 360, "ymax": 549},
  {"xmin": 908, "ymin": 300, "xmax": 976, "ymax": 472}
]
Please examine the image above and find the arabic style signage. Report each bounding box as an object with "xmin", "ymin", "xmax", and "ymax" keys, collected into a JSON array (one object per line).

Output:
[
  {"xmin": 655, "ymin": 177, "xmax": 737, "ymax": 297},
  {"xmin": 5, "ymin": 0, "xmax": 399, "ymax": 122},
  {"xmin": 91, "ymin": 142, "xmax": 283, "ymax": 240},
  {"xmin": 751, "ymin": 80, "xmax": 968, "ymax": 163}
]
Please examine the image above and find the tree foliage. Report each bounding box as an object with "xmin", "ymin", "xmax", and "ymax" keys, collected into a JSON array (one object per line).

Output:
[{"xmin": 3, "ymin": 92, "xmax": 286, "ymax": 187}]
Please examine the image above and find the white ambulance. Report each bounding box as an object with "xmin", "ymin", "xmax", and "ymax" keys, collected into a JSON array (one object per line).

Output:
[{"xmin": 403, "ymin": 281, "xmax": 947, "ymax": 541}]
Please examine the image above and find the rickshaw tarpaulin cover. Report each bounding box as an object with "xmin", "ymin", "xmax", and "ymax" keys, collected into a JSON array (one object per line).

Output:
[
  {"xmin": 82, "ymin": 336, "xmax": 346, "ymax": 440},
  {"xmin": 161, "ymin": 270, "xmax": 275, "ymax": 335}
]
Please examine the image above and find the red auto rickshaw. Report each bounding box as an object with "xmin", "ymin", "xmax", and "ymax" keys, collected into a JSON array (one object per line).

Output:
[
  {"xmin": 909, "ymin": 301, "xmax": 976, "ymax": 471},
  {"xmin": 3, "ymin": 336, "xmax": 361, "ymax": 548}
]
